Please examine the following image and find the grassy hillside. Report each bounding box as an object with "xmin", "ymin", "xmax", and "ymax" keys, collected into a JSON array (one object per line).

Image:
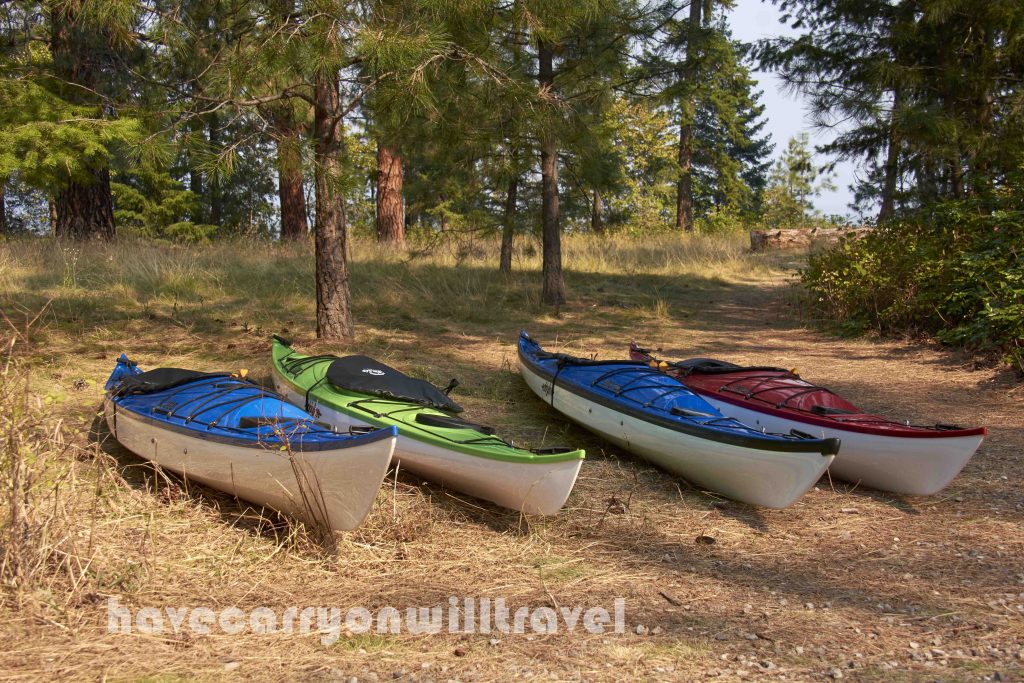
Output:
[{"xmin": 1, "ymin": 234, "xmax": 1021, "ymax": 681}]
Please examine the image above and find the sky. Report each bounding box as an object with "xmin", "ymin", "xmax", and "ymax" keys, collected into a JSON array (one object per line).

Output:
[{"xmin": 727, "ymin": 0, "xmax": 858, "ymax": 216}]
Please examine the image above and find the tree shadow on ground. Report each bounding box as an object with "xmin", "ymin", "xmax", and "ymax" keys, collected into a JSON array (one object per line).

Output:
[{"xmin": 577, "ymin": 500, "xmax": 1019, "ymax": 625}]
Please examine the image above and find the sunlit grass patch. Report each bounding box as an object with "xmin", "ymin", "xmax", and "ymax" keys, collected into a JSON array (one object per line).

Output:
[{"xmin": 533, "ymin": 555, "xmax": 592, "ymax": 583}]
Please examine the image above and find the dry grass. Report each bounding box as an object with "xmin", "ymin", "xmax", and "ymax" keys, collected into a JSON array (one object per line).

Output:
[{"xmin": 0, "ymin": 233, "xmax": 1021, "ymax": 682}]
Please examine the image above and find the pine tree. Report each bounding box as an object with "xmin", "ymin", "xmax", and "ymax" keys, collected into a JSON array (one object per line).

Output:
[
  {"xmin": 0, "ymin": 176, "xmax": 7, "ymax": 235},
  {"xmin": 760, "ymin": 0, "xmax": 1024, "ymax": 217},
  {"xmin": 761, "ymin": 133, "xmax": 835, "ymax": 227},
  {"xmin": 642, "ymin": 1, "xmax": 773, "ymax": 231},
  {"xmin": 518, "ymin": 0, "xmax": 640, "ymax": 305},
  {"xmin": 0, "ymin": 0, "xmax": 142, "ymax": 239},
  {"xmin": 274, "ymin": 114, "xmax": 310, "ymax": 240},
  {"xmin": 674, "ymin": 0, "xmax": 705, "ymax": 231},
  {"xmin": 265, "ymin": 0, "xmax": 310, "ymax": 240},
  {"xmin": 225, "ymin": 0, "xmax": 482, "ymax": 338}
]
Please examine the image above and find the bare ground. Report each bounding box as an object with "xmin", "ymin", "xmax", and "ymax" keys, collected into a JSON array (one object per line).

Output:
[{"xmin": 1, "ymin": 242, "xmax": 1022, "ymax": 682}]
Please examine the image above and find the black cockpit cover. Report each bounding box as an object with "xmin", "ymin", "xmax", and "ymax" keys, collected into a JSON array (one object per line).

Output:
[
  {"xmin": 672, "ymin": 358, "xmax": 789, "ymax": 375},
  {"xmin": 326, "ymin": 355, "xmax": 463, "ymax": 413},
  {"xmin": 114, "ymin": 368, "xmax": 230, "ymax": 396}
]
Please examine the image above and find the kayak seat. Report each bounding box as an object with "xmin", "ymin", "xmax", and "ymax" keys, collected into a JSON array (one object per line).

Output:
[{"xmin": 414, "ymin": 413, "xmax": 496, "ymax": 435}]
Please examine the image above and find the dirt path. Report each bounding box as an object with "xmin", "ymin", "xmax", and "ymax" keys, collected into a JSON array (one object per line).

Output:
[{"xmin": 426, "ymin": 267, "xmax": 1024, "ymax": 682}]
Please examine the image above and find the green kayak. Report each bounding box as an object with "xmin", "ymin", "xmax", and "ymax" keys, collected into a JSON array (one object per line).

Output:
[{"xmin": 270, "ymin": 336, "xmax": 585, "ymax": 515}]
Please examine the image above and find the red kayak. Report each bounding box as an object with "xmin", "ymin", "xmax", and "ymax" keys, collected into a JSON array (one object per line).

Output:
[{"xmin": 629, "ymin": 343, "xmax": 986, "ymax": 495}]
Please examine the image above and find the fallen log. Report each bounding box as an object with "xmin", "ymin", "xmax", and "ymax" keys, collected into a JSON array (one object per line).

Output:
[{"xmin": 750, "ymin": 225, "xmax": 871, "ymax": 252}]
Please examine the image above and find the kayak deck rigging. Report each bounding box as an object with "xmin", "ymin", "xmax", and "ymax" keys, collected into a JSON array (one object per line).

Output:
[
  {"xmin": 541, "ymin": 350, "xmax": 819, "ymax": 443},
  {"xmin": 279, "ymin": 351, "xmax": 524, "ymax": 451},
  {"xmin": 138, "ymin": 376, "xmax": 333, "ymax": 438},
  {"xmin": 345, "ymin": 397, "xmax": 516, "ymax": 448},
  {"xmin": 702, "ymin": 371, "xmax": 959, "ymax": 429},
  {"xmin": 632, "ymin": 345, "xmax": 969, "ymax": 433}
]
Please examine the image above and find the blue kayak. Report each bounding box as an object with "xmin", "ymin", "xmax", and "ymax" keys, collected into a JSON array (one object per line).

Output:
[
  {"xmin": 103, "ymin": 354, "xmax": 398, "ymax": 530},
  {"xmin": 517, "ymin": 332, "xmax": 839, "ymax": 508}
]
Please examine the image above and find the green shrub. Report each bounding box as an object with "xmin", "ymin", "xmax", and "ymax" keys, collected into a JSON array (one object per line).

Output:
[{"xmin": 802, "ymin": 200, "xmax": 1024, "ymax": 372}]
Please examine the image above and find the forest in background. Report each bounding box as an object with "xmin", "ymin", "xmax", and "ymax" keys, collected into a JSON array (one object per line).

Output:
[{"xmin": 0, "ymin": 0, "xmax": 1022, "ymax": 365}]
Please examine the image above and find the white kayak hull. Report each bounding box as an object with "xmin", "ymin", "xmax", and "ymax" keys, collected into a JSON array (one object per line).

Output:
[
  {"xmin": 272, "ymin": 375, "xmax": 582, "ymax": 515},
  {"xmin": 104, "ymin": 399, "xmax": 396, "ymax": 531},
  {"xmin": 696, "ymin": 396, "xmax": 983, "ymax": 495},
  {"xmin": 519, "ymin": 360, "xmax": 833, "ymax": 509}
]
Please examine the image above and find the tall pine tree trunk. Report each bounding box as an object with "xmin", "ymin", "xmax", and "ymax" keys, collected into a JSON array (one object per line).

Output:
[
  {"xmin": 674, "ymin": 0, "xmax": 702, "ymax": 232},
  {"xmin": 55, "ymin": 172, "xmax": 115, "ymax": 239},
  {"xmin": 313, "ymin": 75, "xmax": 354, "ymax": 340},
  {"xmin": 538, "ymin": 41, "xmax": 566, "ymax": 307},
  {"xmin": 499, "ymin": 173, "xmax": 518, "ymax": 274},
  {"xmin": 276, "ymin": 128, "xmax": 308, "ymax": 240},
  {"xmin": 436, "ymin": 196, "xmax": 448, "ymax": 233},
  {"xmin": 939, "ymin": 41, "xmax": 963, "ymax": 201},
  {"xmin": 188, "ymin": 83, "xmax": 205, "ymax": 221},
  {"xmin": 208, "ymin": 116, "xmax": 223, "ymax": 228},
  {"xmin": 0, "ymin": 177, "xmax": 7, "ymax": 235},
  {"xmin": 878, "ymin": 87, "xmax": 902, "ymax": 223},
  {"xmin": 375, "ymin": 142, "xmax": 405, "ymax": 247},
  {"xmin": 50, "ymin": 0, "xmax": 115, "ymax": 240},
  {"xmin": 591, "ymin": 189, "xmax": 604, "ymax": 234},
  {"xmin": 949, "ymin": 155, "xmax": 964, "ymax": 199}
]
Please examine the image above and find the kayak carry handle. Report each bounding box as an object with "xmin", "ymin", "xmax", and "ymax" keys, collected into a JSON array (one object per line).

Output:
[
  {"xmin": 670, "ymin": 406, "xmax": 716, "ymax": 418},
  {"xmin": 810, "ymin": 405, "xmax": 857, "ymax": 416},
  {"xmin": 785, "ymin": 429, "xmax": 842, "ymax": 456},
  {"xmin": 348, "ymin": 425, "xmax": 378, "ymax": 435},
  {"xmin": 530, "ymin": 447, "xmax": 575, "ymax": 455},
  {"xmin": 272, "ymin": 334, "xmax": 292, "ymax": 347}
]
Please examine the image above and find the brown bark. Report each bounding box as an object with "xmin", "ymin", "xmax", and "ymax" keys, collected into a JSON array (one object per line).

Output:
[
  {"xmin": 375, "ymin": 142, "xmax": 405, "ymax": 247},
  {"xmin": 55, "ymin": 169, "xmax": 115, "ymax": 239},
  {"xmin": 538, "ymin": 41, "xmax": 566, "ymax": 307},
  {"xmin": 674, "ymin": 0, "xmax": 702, "ymax": 232},
  {"xmin": 878, "ymin": 87, "xmax": 902, "ymax": 223},
  {"xmin": 189, "ymin": 170, "xmax": 203, "ymax": 200},
  {"xmin": 591, "ymin": 189, "xmax": 604, "ymax": 234},
  {"xmin": 208, "ymin": 116, "xmax": 223, "ymax": 227},
  {"xmin": 0, "ymin": 177, "xmax": 7, "ymax": 235},
  {"xmin": 939, "ymin": 41, "xmax": 963, "ymax": 201},
  {"xmin": 438, "ymin": 200, "xmax": 449, "ymax": 232},
  {"xmin": 276, "ymin": 130, "xmax": 308, "ymax": 240},
  {"xmin": 313, "ymin": 75, "xmax": 354, "ymax": 340},
  {"xmin": 499, "ymin": 173, "xmax": 519, "ymax": 274},
  {"xmin": 50, "ymin": 0, "xmax": 115, "ymax": 240},
  {"xmin": 949, "ymin": 158, "xmax": 963, "ymax": 199},
  {"xmin": 188, "ymin": 85, "xmax": 205, "ymax": 218}
]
